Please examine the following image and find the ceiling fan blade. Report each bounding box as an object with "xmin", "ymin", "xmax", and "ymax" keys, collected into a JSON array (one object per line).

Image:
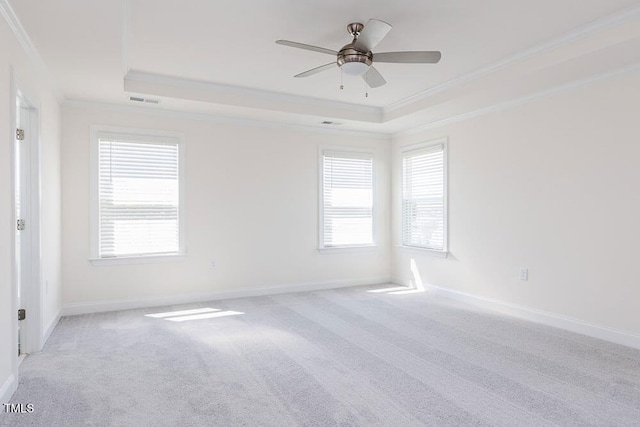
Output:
[
  {"xmin": 294, "ymin": 62, "xmax": 336, "ymax": 78},
  {"xmin": 276, "ymin": 40, "xmax": 337, "ymax": 56},
  {"xmin": 374, "ymin": 51, "xmax": 442, "ymax": 63},
  {"xmin": 362, "ymin": 66, "xmax": 386, "ymax": 88},
  {"xmin": 355, "ymin": 19, "xmax": 392, "ymax": 51}
]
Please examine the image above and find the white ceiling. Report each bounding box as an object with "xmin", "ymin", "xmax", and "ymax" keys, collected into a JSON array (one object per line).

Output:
[{"xmin": 8, "ymin": 0, "xmax": 640, "ymax": 134}]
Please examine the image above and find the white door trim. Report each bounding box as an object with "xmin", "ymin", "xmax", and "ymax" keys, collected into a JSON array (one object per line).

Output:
[{"xmin": 10, "ymin": 68, "xmax": 43, "ymax": 372}]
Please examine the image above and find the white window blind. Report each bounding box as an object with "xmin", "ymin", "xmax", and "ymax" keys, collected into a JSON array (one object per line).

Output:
[
  {"xmin": 98, "ymin": 136, "xmax": 181, "ymax": 258},
  {"xmin": 322, "ymin": 150, "xmax": 374, "ymax": 247},
  {"xmin": 402, "ymin": 143, "xmax": 446, "ymax": 251}
]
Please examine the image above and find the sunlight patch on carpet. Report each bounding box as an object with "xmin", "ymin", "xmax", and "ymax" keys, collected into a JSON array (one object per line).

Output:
[
  {"xmin": 145, "ymin": 307, "xmax": 221, "ymax": 318},
  {"xmin": 166, "ymin": 310, "xmax": 244, "ymax": 322},
  {"xmin": 145, "ymin": 307, "xmax": 245, "ymax": 322}
]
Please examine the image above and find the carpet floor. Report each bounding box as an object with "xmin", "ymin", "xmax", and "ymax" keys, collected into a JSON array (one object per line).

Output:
[{"xmin": 2, "ymin": 284, "xmax": 640, "ymax": 426}]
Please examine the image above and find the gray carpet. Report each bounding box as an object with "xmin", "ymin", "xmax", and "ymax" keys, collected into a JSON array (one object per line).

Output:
[{"xmin": 2, "ymin": 284, "xmax": 640, "ymax": 426}]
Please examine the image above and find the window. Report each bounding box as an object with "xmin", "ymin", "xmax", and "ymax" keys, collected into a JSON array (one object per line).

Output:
[
  {"xmin": 90, "ymin": 128, "xmax": 185, "ymax": 262},
  {"xmin": 320, "ymin": 149, "xmax": 374, "ymax": 248},
  {"xmin": 401, "ymin": 141, "xmax": 447, "ymax": 252}
]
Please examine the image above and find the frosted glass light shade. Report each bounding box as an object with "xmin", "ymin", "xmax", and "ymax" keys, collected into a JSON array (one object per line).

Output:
[{"xmin": 341, "ymin": 61, "xmax": 369, "ymax": 76}]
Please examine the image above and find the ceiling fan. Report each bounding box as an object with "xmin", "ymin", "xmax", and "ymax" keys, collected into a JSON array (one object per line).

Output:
[{"xmin": 276, "ymin": 19, "xmax": 441, "ymax": 88}]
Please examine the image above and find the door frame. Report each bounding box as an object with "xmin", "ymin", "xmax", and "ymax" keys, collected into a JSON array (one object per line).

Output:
[{"xmin": 10, "ymin": 68, "xmax": 43, "ymax": 373}]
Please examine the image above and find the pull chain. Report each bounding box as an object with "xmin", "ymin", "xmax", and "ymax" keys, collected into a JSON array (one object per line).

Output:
[
  {"xmin": 364, "ymin": 72, "xmax": 369, "ymax": 98},
  {"xmin": 340, "ymin": 68, "xmax": 344, "ymax": 90}
]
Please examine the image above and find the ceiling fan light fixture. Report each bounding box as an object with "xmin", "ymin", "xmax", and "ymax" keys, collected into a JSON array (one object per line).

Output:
[
  {"xmin": 337, "ymin": 44, "xmax": 373, "ymax": 76},
  {"xmin": 276, "ymin": 18, "xmax": 441, "ymax": 88},
  {"xmin": 341, "ymin": 61, "xmax": 369, "ymax": 76}
]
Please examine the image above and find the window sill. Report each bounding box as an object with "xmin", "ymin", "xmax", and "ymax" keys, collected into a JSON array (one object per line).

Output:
[
  {"xmin": 398, "ymin": 246, "xmax": 448, "ymax": 258},
  {"xmin": 318, "ymin": 245, "xmax": 378, "ymax": 254},
  {"xmin": 90, "ymin": 254, "xmax": 187, "ymax": 266}
]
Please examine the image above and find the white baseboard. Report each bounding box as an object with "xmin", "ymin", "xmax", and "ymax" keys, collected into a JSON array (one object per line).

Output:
[
  {"xmin": 0, "ymin": 374, "xmax": 17, "ymax": 404},
  {"xmin": 392, "ymin": 277, "xmax": 640, "ymax": 351},
  {"xmin": 62, "ymin": 276, "xmax": 392, "ymax": 316},
  {"xmin": 41, "ymin": 309, "xmax": 61, "ymax": 348}
]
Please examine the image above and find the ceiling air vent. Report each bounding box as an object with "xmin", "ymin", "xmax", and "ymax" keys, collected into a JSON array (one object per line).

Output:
[{"xmin": 129, "ymin": 96, "xmax": 160, "ymax": 104}]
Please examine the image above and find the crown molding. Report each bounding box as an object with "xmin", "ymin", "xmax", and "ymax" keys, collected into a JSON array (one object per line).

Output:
[
  {"xmin": 0, "ymin": 0, "xmax": 64, "ymax": 101},
  {"xmin": 394, "ymin": 60, "xmax": 640, "ymax": 138},
  {"xmin": 383, "ymin": 3, "xmax": 640, "ymax": 117},
  {"xmin": 125, "ymin": 70, "xmax": 383, "ymax": 123},
  {"xmin": 6, "ymin": 0, "xmax": 637, "ymax": 138},
  {"xmin": 63, "ymin": 99, "xmax": 392, "ymax": 140},
  {"xmin": 120, "ymin": 3, "xmax": 640, "ymax": 134},
  {"xmin": 122, "ymin": 3, "xmax": 640, "ymax": 130}
]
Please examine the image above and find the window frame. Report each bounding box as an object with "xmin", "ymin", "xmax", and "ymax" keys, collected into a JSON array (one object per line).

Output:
[
  {"xmin": 89, "ymin": 126, "xmax": 187, "ymax": 265},
  {"xmin": 318, "ymin": 145, "xmax": 377, "ymax": 252},
  {"xmin": 400, "ymin": 138, "xmax": 448, "ymax": 257}
]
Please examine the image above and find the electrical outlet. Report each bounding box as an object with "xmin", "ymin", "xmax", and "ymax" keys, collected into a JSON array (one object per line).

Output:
[
  {"xmin": 210, "ymin": 260, "xmax": 216, "ymax": 268},
  {"xmin": 519, "ymin": 267, "xmax": 528, "ymax": 281}
]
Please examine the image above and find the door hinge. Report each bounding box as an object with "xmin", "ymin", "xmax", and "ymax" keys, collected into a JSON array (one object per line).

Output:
[
  {"xmin": 17, "ymin": 219, "xmax": 25, "ymax": 231},
  {"xmin": 16, "ymin": 128, "xmax": 25, "ymax": 141},
  {"xmin": 18, "ymin": 309, "xmax": 26, "ymax": 321}
]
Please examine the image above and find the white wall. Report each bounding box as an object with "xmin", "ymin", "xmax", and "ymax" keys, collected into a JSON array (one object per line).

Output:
[
  {"xmin": 61, "ymin": 105, "xmax": 391, "ymax": 311},
  {"xmin": 0, "ymin": 11, "xmax": 61, "ymax": 401},
  {"xmin": 392, "ymin": 72, "xmax": 640, "ymax": 337}
]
